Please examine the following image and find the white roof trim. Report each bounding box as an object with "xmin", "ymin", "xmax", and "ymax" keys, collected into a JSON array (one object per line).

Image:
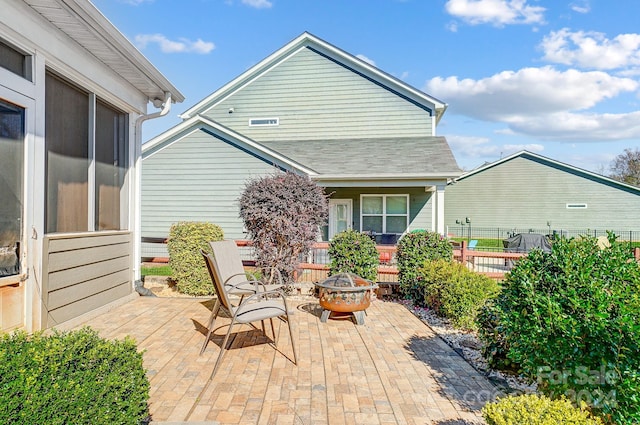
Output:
[
  {"xmin": 24, "ymin": 0, "xmax": 184, "ymax": 103},
  {"xmin": 457, "ymin": 150, "xmax": 640, "ymax": 194},
  {"xmin": 180, "ymin": 32, "xmax": 446, "ymax": 121},
  {"xmin": 142, "ymin": 115, "xmax": 318, "ymax": 176}
]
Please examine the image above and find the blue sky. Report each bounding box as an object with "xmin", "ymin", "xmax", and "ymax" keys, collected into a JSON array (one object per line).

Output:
[{"xmin": 92, "ymin": 0, "xmax": 640, "ymax": 173}]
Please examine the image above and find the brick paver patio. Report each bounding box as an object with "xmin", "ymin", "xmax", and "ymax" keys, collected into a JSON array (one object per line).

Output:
[{"xmin": 67, "ymin": 294, "xmax": 500, "ymax": 424}]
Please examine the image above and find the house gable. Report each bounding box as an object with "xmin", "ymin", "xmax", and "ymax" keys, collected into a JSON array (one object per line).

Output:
[
  {"xmin": 142, "ymin": 127, "xmax": 281, "ymax": 240},
  {"xmin": 446, "ymin": 151, "xmax": 640, "ymax": 231},
  {"xmin": 179, "ymin": 32, "xmax": 446, "ymax": 142}
]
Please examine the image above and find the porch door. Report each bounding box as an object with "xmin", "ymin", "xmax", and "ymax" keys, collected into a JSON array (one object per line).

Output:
[
  {"xmin": 0, "ymin": 88, "xmax": 32, "ymax": 331},
  {"xmin": 329, "ymin": 199, "xmax": 352, "ymax": 239}
]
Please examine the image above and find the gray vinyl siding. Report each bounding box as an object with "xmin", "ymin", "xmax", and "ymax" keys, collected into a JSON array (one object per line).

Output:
[
  {"xmin": 41, "ymin": 232, "xmax": 132, "ymax": 329},
  {"xmin": 325, "ymin": 187, "xmax": 434, "ymax": 239},
  {"xmin": 200, "ymin": 47, "xmax": 433, "ymax": 141},
  {"xmin": 445, "ymin": 156, "xmax": 640, "ymax": 231},
  {"xmin": 141, "ymin": 130, "xmax": 276, "ymax": 250}
]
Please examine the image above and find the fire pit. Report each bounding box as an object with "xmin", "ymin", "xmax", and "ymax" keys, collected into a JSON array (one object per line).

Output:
[{"xmin": 314, "ymin": 273, "xmax": 378, "ymax": 325}]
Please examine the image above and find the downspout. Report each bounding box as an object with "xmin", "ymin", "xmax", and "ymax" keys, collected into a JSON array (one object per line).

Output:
[{"xmin": 132, "ymin": 92, "xmax": 172, "ymax": 294}]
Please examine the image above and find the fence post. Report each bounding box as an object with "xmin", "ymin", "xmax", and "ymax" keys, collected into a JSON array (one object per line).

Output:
[{"xmin": 460, "ymin": 240, "xmax": 467, "ymax": 264}]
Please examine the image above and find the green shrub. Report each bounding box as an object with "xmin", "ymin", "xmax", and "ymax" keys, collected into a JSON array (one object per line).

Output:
[
  {"xmin": 479, "ymin": 234, "xmax": 640, "ymax": 423},
  {"xmin": 396, "ymin": 230, "xmax": 453, "ymax": 305},
  {"xmin": 328, "ymin": 230, "xmax": 379, "ymax": 282},
  {"xmin": 483, "ymin": 394, "xmax": 603, "ymax": 425},
  {"xmin": 418, "ymin": 259, "xmax": 500, "ymax": 330},
  {"xmin": 167, "ymin": 221, "xmax": 224, "ymax": 295},
  {"xmin": 0, "ymin": 327, "xmax": 149, "ymax": 424}
]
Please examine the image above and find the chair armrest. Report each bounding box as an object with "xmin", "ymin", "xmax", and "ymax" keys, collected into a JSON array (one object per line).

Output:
[{"xmin": 222, "ymin": 272, "xmax": 262, "ymax": 292}]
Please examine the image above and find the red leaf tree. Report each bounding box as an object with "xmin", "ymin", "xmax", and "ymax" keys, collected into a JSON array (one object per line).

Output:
[{"xmin": 239, "ymin": 171, "xmax": 329, "ymax": 287}]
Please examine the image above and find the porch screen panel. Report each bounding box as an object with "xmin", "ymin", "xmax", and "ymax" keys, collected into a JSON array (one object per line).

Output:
[
  {"xmin": 45, "ymin": 72, "xmax": 89, "ymax": 233},
  {"xmin": 95, "ymin": 100, "xmax": 128, "ymax": 231},
  {"xmin": 0, "ymin": 100, "xmax": 24, "ymax": 276}
]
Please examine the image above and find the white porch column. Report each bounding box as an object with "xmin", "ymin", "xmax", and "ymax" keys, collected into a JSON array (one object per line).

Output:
[{"xmin": 435, "ymin": 183, "xmax": 446, "ymax": 235}]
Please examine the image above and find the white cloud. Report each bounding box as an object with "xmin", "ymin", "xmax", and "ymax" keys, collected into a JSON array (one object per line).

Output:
[
  {"xmin": 444, "ymin": 0, "xmax": 545, "ymax": 27},
  {"xmin": 356, "ymin": 54, "xmax": 376, "ymax": 66},
  {"xmin": 570, "ymin": 0, "xmax": 591, "ymax": 14},
  {"xmin": 242, "ymin": 0, "xmax": 272, "ymax": 9},
  {"xmin": 425, "ymin": 66, "xmax": 637, "ymax": 121},
  {"xmin": 510, "ymin": 110, "xmax": 640, "ymax": 141},
  {"xmin": 426, "ymin": 66, "xmax": 640, "ymax": 141},
  {"xmin": 446, "ymin": 134, "xmax": 544, "ymax": 160},
  {"xmin": 134, "ymin": 34, "xmax": 215, "ymax": 54},
  {"xmin": 540, "ymin": 28, "xmax": 640, "ymax": 70}
]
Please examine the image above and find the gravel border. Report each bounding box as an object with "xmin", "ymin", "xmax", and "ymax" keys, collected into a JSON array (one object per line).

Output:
[{"xmin": 394, "ymin": 298, "xmax": 537, "ymax": 396}]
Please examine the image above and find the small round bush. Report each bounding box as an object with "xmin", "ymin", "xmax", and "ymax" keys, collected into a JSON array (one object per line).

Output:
[
  {"xmin": 482, "ymin": 394, "xmax": 603, "ymax": 425},
  {"xmin": 396, "ymin": 230, "xmax": 453, "ymax": 305},
  {"xmin": 418, "ymin": 259, "xmax": 500, "ymax": 330},
  {"xmin": 167, "ymin": 221, "xmax": 224, "ymax": 295},
  {"xmin": 328, "ymin": 229, "xmax": 379, "ymax": 282},
  {"xmin": 0, "ymin": 327, "xmax": 150, "ymax": 424}
]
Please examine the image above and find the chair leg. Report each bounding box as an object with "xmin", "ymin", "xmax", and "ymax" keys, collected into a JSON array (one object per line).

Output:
[
  {"xmin": 211, "ymin": 318, "xmax": 236, "ymax": 379},
  {"xmin": 285, "ymin": 312, "xmax": 297, "ymax": 365},
  {"xmin": 269, "ymin": 317, "xmax": 276, "ymax": 342},
  {"xmin": 200, "ymin": 299, "xmax": 221, "ymax": 355}
]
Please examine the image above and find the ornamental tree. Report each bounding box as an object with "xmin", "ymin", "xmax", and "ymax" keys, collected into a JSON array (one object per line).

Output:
[{"xmin": 238, "ymin": 171, "xmax": 329, "ymax": 287}]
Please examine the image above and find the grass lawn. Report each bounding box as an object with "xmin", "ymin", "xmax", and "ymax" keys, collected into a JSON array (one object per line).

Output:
[{"xmin": 141, "ymin": 264, "xmax": 172, "ymax": 277}]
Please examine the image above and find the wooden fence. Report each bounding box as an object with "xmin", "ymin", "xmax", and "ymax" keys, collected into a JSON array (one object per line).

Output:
[{"xmin": 145, "ymin": 239, "xmax": 640, "ymax": 285}]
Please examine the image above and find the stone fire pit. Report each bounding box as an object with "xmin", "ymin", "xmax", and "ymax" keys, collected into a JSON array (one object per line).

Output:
[{"xmin": 314, "ymin": 273, "xmax": 378, "ymax": 325}]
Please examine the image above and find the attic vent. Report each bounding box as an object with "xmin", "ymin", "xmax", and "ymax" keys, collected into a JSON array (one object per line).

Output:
[
  {"xmin": 566, "ymin": 203, "xmax": 587, "ymax": 209},
  {"xmin": 249, "ymin": 118, "xmax": 279, "ymax": 127}
]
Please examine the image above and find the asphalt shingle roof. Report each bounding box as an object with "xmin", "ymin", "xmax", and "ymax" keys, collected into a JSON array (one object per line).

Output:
[{"xmin": 260, "ymin": 136, "xmax": 461, "ymax": 177}]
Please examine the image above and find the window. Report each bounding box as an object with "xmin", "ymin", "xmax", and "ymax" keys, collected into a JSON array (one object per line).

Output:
[
  {"xmin": 0, "ymin": 99, "xmax": 24, "ymax": 277},
  {"xmin": 45, "ymin": 71, "xmax": 128, "ymax": 233},
  {"xmin": 361, "ymin": 195, "xmax": 409, "ymax": 234},
  {"xmin": 0, "ymin": 38, "xmax": 31, "ymax": 80},
  {"xmin": 95, "ymin": 100, "xmax": 128, "ymax": 230},
  {"xmin": 566, "ymin": 203, "xmax": 587, "ymax": 209},
  {"xmin": 249, "ymin": 118, "xmax": 279, "ymax": 126}
]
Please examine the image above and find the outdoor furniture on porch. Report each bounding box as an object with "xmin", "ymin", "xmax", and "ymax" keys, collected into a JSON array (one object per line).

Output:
[{"xmin": 200, "ymin": 250, "xmax": 296, "ymax": 378}]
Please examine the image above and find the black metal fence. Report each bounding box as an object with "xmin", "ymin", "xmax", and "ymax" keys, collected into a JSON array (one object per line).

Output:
[{"xmin": 448, "ymin": 226, "xmax": 640, "ymax": 245}]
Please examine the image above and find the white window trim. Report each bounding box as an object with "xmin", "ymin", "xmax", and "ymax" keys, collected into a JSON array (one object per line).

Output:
[
  {"xmin": 360, "ymin": 194, "xmax": 409, "ymax": 234},
  {"xmin": 249, "ymin": 117, "xmax": 279, "ymax": 127}
]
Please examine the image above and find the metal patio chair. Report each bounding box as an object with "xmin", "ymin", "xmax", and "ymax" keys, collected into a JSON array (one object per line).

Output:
[{"xmin": 200, "ymin": 249, "xmax": 297, "ymax": 378}]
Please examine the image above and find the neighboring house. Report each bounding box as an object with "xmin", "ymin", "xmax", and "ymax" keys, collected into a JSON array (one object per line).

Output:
[
  {"xmin": 142, "ymin": 32, "xmax": 460, "ymax": 257},
  {"xmin": 0, "ymin": 0, "xmax": 183, "ymax": 331},
  {"xmin": 445, "ymin": 151, "xmax": 640, "ymax": 234}
]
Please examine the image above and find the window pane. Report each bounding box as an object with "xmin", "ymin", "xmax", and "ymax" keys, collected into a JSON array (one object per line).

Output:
[
  {"xmin": 386, "ymin": 216, "xmax": 407, "ymax": 234},
  {"xmin": 95, "ymin": 100, "xmax": 128, "ymax": 230},
  {"xmin": 386, "ymin": 196, "xmax": 407, "ymax": 214},
  {"xmin": 362, "ymin": 196, "xmax": 382, "ymax": 214},
  {"xmin": 45, "ymin": 72, "xmax": 89, "ymax": 233},
  {"xmin": 362, "ymin": 216, "xmax": 383, "ymax": 233},
  {"xmin": 0, "ymin": 99, "xmax": 24, "ymax": 277},
  {"xmin": 0, "ymin": 39, "xmax": 26, "ymax": 79}
]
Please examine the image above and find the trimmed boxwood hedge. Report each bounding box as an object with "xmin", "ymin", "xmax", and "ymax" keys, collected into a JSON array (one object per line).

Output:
[
  {"xmin": 167, "ymin": 221, "xmax": 224, "ymax": 296},
  {"xmin": 0, "ymin": 327, "xmax": 150, "ymax": 424},
  {"xmin": 328, "ymin": 230, "xmax": 379, "ymax": 282}
]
